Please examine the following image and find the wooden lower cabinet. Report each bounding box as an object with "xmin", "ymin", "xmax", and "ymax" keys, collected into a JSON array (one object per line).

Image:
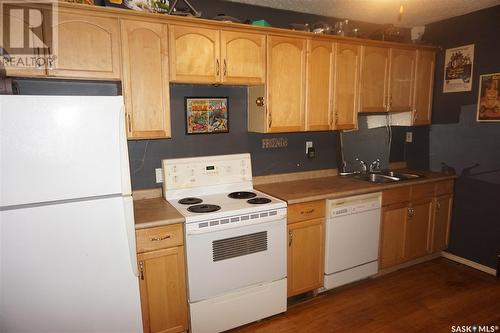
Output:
[
  {"xmin": 379, "ymin": 181, "xmax": 454, "ymax": 269},
  {"xmin": 287, "ymin": 217, "xmax": 325, "ymax": 297},
  {"xmin": 431, "ymin": 194, "xmax": 453, "ymax": 251},
  {"xmin": 138, "ymin": 246, "xmax": 188, "ymax": 333},
  {"xmin": 137, "ymin": 230, "xmax": 188, "ymax": 333},
  {"xmin": 379, "ymin": 203, "xmax": 407, "ymax": 269},
  {"xmin": 404, "ymin": 198, "xmax": 433, "ymax": 260}
]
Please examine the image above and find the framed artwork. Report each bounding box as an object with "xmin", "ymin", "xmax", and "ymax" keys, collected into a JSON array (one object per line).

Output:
[
  {"xmin": 185, "ymin": 97, "xmax": 229, "ymax": 134},
  {"xmin": 476, "ymin": 72, "xmax": 500, "ymax": 122},
  {"xmin": 443, "ymin": 44, "xmax": 474, "ymax": 93}
]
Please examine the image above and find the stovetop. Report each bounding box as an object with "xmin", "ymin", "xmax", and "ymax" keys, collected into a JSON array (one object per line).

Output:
[{"xmin": 167, "ymin": 189, "xmax": 286, "ymax": 223}]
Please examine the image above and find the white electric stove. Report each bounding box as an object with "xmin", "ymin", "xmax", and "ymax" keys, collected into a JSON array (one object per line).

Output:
[{"xmin": 162, "ymin": 153, "xmax": 287, "ymax": 333}]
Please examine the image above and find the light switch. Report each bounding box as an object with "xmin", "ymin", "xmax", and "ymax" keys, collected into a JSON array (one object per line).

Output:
[{"xmin": 306, "ymin": 141, "xmax": 313, "ymax": 154}]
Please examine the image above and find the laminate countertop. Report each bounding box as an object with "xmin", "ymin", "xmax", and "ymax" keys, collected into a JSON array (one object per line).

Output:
[
  {"xmin": 134, "ymin": 198, "xmax": 184, "ymax": 230},
  {"xmin": 255, "ymin": 170, "xmax": 457, "ymax": 204}
]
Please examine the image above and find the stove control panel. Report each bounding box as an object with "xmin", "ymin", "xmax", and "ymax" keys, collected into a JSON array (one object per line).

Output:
[{"xmin": 162, "ymin": 154, "xmax": 252, "ymax": 191}]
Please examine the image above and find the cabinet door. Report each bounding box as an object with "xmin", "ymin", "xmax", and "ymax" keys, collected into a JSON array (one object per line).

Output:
[
  {"xmin": 388, "ymin": 48, "xmax": 415, "ymax": 112},
  {"xmin": 169, "ymin": 25, "xmax": 220, "ymax": 83},
  {"xmin": 404, "ymin": 198, "xmax": 433, "ymax": 260},
  {"xmin": 267, "ymin": 35, "xmax": 306, "ymax": 132},
  {"xmin": 360, "ymin": 46, "xmax": 389, "ymax": 112},
  {"xmin": 306, "ymin": 40, "xmax": 334, "ymax": 131},
  {"xmin": 379, "ymin": 203, "xmax": 407, "ymax": 269},
  {"xmin": 49, "ymin": 11, "xmax": 121, "ymax": 79},
  {"xmin": 2, "ymin": 2, "xmax": 48, "ymax": 77},
  {"xmin": 220, "ymin": 30, "xmax": 265, "ymax": 85},
  {"xmin": 121, "ymin": 20, "xmax": 171, "ymax": 139},
  {"xmin": 413, "ymin": 49, "xmax": 435, "ymax": 125},
  {"xmin": 287, "ymin": 218, "xmax": 325, "ymax": 297},
  {"xmin": 138, "ymin": 246, "xmax": 188, "ymax": 333},
  {"xmin": 333, "ymin": 43, "xmax": 360, "ymax": 130},
  {"xmin": 432, "ymin": 194, "xmax": 453, "ymax": 252}
]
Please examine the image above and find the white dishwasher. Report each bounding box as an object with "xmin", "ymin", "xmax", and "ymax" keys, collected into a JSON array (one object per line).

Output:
[{"xmin": 323, "ymin": 192, "xmax": 382, "ymax": 290}]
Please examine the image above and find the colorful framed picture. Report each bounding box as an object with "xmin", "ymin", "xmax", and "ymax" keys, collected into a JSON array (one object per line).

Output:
[
  {"xmin": 443, "ymin": 44, "xmax": 474, "ymax": 93},
  {"xmin": 476, "ymin": 72, "xmax": 500, "ymax": 122},
  {"xmin": 185, "ymin": 97, "xmax": 229, "ymax": 134}
]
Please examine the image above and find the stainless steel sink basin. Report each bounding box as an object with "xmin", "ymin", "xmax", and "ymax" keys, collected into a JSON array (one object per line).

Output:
[
  {"xmin": 353, "ymin": 171, "xmax": 424, "ymax": 183},
  {"xmin": 383, "ymin": 171, "xmax": 423, "ymax": 180},
  {"xmin": 354, "ymin": 173, "xmax": 400, "ymax": 183}
]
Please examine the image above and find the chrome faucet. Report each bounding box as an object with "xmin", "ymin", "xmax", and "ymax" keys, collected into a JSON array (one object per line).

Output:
[
  {"xmin": 356, "ymin": 158, "xmax": 367, "ymax": 174},
  {"xmin": 369, "ymin": 158, "xmax": 381, "ymax": 173}
]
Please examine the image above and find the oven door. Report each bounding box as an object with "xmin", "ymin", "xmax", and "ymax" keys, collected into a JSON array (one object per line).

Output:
[{"xmin": 186, "ymin": 218, "xmax": 286, "ymax": 302}]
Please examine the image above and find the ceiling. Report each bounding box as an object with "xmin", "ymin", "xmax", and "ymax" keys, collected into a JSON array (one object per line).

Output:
[{"xmin": 222, "ymin": 0, "xmax": 500, "ymax": 27}]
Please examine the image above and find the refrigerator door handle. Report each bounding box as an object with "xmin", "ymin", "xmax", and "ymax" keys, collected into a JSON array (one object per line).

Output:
[
  {"xmin": 119, "ymin": 103, "xmax": 132, "ymax": 196},
  {"xmin": 124, "ymin": 196, "xmax": 139, "ymax": 277}
]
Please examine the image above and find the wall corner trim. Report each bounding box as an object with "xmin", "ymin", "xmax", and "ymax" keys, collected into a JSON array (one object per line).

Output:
[{"xmin": 441, "ymin": 251, "xmax": 497, "ymax": 276}]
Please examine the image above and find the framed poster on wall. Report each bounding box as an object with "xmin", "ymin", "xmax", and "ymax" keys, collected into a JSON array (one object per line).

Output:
[
  {"xmin": 185, "ymin": 97, "xmax": 229, "ymax": 134},
  {"xmin": 477, "ymin": 72, "xmax": 500, "ymax": 122},
  {"xmin": 443, "ymin": 44, "xmax": 474, "ymax": 93}
]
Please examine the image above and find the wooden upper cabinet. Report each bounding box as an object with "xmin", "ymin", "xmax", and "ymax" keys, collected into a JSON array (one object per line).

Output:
[
  {"xmin": 121, "ymin": 20, "xmax": 171, "ymax": 139},
  {"xmin": 220, "ymin": 30, "xmax": 265, "ymax": 85},
  {"xmin": 333, "ymin": 43, "xmax": 360, "ymax": 130},
  {"xmin": 388, "ymin": 48, "xmax": 415, "ymax": 112},
  {"xmin": 2, "ymin": 2, "xmax": 48, "ymax": 77},
  {"xmin": 169, "ymin": 25, "xmax": 220, "ymax": 83},
  {"xmin": 413, "ymin": 49, "xmax": 435, "ymax": 125},
  {"xmin": 49, "ymin": 11, "xmax": 121, "ymax": 79},
  {"xmin": 306, "ymin": 40, "xmax": 334, "ymax": 131},
  {"xmin": 267, "ymin": 35, "xmax": 306, "ymax": 132},
  {"xmin": 360, "ymin": 46, "xmax": 389, "ymax": 112}
]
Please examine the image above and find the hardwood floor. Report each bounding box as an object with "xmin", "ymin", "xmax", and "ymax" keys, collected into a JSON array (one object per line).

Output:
[{"xmin": 230, "ymin": 258, "xmax": 500, "ymax": 333}]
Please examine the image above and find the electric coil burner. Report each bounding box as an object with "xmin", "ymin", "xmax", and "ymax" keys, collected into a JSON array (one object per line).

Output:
[
  {"xmin": 187, "ymin": 204, "xmax": 221, "ymax": 213},
  {"xmin": 228, "ymin": 191, "xmax": 257, "ymax": 199},
  {"xmin": 178, "ymin": 197, "xmax": 203, "ymax": 205},
  {"xmin": 247, "ymin": 197, "xmax": 272, "ymax": 204}
]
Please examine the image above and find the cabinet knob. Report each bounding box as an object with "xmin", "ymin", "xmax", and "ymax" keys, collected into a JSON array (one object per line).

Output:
[
  {"xmin": 216, "ymin": 59, "xmax": 220, "ymax": 76},
  {"xmin": 288, "ymin": 230, "xmax": 293, "ymax": 246},
  {"xmin": 256, "ymin": 97, "xmax": 265, "ymax": 107},
  {"xmin": 436, "ymin": 200, "xmax": 441, "ymax": 211},
  {"xmin": 407, "ymin": 207, "xmax": 414, "ymax": 218}
]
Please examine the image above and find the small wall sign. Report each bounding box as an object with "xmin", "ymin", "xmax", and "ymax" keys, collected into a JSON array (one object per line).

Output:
[
  {"xmin": 262, "ymin": 138, "xmax": 288, "ymax": 149},
  {"xmin": 185, "ymin": 97, "xmax": 229, "ymax": 134},
  {"xmin": 443, "ymin": 44, "xmax": 474, "ymax": 93}
]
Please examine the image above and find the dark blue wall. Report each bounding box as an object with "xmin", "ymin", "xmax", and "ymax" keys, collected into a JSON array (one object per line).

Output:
[{"xmin": 423, "ymin": 5, "xmax": 500, "ymax": 269}]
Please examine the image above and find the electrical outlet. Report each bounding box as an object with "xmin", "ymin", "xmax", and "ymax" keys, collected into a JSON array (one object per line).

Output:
[
  {"xmin": 155, "ymin": 168, "xmax": 163, "ymax": 183},
  {"xmin": 305, "ymin": 141, "xmax": 313, "ymax": 154},
  {"xmin": 406, "ymin": 132, "xmax": 413, "ymax": 143}
]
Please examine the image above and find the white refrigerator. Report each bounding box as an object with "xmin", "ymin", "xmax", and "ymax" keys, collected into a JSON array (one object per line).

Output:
[{"xmin": 0, "ymin": 95, "xmax": 142, "ymax": 332}]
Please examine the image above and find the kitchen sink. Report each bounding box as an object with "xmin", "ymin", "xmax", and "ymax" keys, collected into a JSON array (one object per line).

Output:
[{"xmin": 353, "ymin": 171, "xmax": 424, "ymax": 183}]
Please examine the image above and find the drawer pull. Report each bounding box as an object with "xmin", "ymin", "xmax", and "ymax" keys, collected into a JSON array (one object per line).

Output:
[
  {"xmin": 301, "ymin": 209, "xmax": 315, "ymax": 215},
  {"xmin": 288, "ymin": 230, "xmax": 293, "ymax": 246},
  {"xmin": 150, "ymin": 234, "xmax": 171, "ymax": 242}
]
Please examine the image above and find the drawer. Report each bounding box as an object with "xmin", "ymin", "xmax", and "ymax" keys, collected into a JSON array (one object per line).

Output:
[
  {"xmin": 288, "ymin": 200, "xmax": 325, "ymax": 224},
  {"xmin": 411, "ymin": 183, "xmax": 435, "ymax": 200},
  {"xmin": 435, "ymin": 180, "xmax": 454, "ymax": 196},
  {"xmin": 136, "ymin": 223, "xmax": 183, "ymax": 253},
  {"xmin": 382, "ymin": 186, "xmax": 410, "ymax": 206}
]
